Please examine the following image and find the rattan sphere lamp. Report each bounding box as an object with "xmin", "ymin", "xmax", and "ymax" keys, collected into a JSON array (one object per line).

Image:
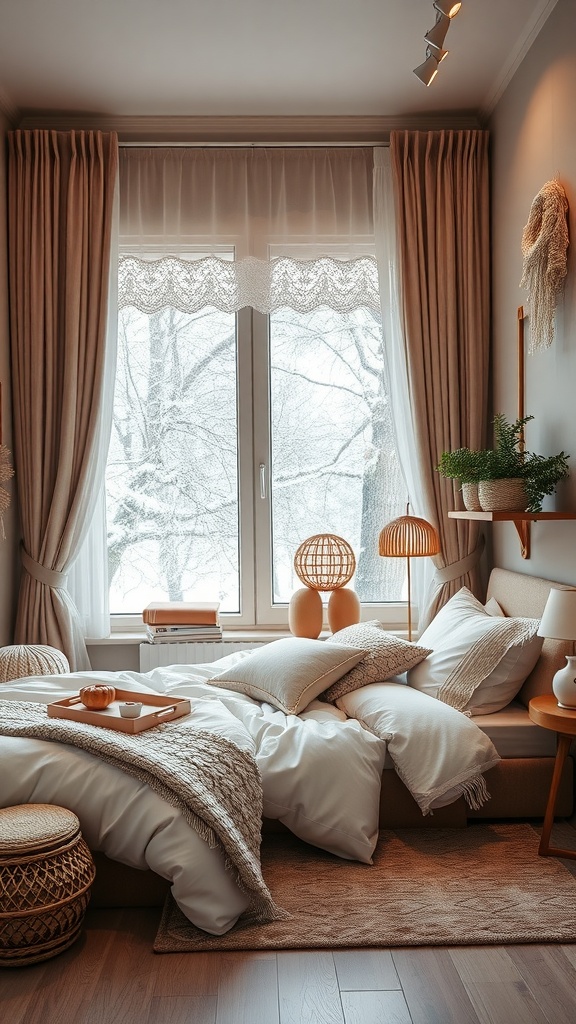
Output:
[
  {"xmin": 378, "ymin": 511, "xmax": 440, "ymax": 641},
  {"xmin": 289, "ymin": 533, "xmax": 361, "ymax": 638}
]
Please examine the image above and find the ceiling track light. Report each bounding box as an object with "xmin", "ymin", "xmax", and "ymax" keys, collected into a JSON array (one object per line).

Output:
[
  {"xmin": 413, "ymin": 52, "xmax": 440, "ymax": 87},
  {"xmin": 425, "ymin": 12, "xmax": 450, "ymax": 51},
  {"xmin": 413, "ymin": 2, "xmax": 461, "ymax": 85},
  {"xmin": 433, "ymin": 0, "xmax": 462, "ymax": 17}
]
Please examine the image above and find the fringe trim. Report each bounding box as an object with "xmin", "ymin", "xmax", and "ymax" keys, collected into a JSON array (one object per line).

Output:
[{"xmin": 460, "ymin": 773, "xmax": 491, "ymax": 811}]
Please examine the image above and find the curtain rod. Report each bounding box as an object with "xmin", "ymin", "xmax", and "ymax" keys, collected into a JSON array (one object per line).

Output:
[{"xmin": 119, "ymin": 141, "xmax": 388, "ymax": 148}]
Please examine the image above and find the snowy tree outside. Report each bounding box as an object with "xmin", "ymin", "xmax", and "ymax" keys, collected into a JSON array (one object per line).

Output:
[{"xmin": 106, "ymin": 291, "xmax": 406, "ymax": 616}]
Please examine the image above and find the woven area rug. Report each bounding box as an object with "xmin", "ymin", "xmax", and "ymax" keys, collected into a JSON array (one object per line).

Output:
[{"xmin": 153, "ymin": 822, "xmax": 576, "ymax": 953}]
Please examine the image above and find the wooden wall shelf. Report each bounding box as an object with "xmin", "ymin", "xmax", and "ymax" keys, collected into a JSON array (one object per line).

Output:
[{"xmin": 448, "ymin": 511, "xmax": 576, "ymax": 560}]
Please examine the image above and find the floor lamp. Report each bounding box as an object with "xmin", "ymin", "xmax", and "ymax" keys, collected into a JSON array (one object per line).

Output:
[{"xmin": 378, "ymin": 510, "xmax": 440, "ymax": 641}]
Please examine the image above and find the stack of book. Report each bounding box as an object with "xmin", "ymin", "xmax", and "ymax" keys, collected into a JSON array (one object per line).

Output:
[{"xmin": 142, "ymin": 601, "xmax": 222, "ymax": 644}]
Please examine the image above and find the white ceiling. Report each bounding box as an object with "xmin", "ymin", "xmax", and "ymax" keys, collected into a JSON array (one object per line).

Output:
[{"xmin": 0, "ymin": 0, "xmax": 559, "ymax": 125}]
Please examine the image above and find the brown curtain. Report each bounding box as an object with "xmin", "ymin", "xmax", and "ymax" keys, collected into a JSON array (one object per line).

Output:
[
  {"xmin": 8, "ymin": 130, "xmax": 118, "ymax": 669},
  {"xmin": 390, "ymin": 129, "xmax": 490, "ymax": 629}
]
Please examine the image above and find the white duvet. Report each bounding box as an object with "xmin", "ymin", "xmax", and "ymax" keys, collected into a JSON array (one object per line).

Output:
[{"xmin": 0, "ymin": 650, "xmax": 499, "ymax": 936}]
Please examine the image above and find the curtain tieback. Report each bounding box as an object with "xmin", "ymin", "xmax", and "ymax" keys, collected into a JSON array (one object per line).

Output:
[
  {"xmin": 433, "ymin": 536, "xmax": 485, "ymax": 586},
  {"xmin": 21, "ymin": 547, "xmax": 68, "ymax": 589}
]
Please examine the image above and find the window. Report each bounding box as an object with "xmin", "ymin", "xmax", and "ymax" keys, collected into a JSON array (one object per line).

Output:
[
  {"xmin": 105, "ymin": 147, "xmax": 406, "ymax": 628},
  {"xmin": 107, "ymin": 255, "xmax": 405, "ymax": 625}
]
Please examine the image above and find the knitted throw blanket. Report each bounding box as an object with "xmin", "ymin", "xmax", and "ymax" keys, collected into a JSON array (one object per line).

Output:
[
  {"xmin": 520, "ymin": 179, "xmax": 569, "ymax": 352},
  {"xmin": 0, "ymin": 701, "xmax": 286, "ymax": 926}
]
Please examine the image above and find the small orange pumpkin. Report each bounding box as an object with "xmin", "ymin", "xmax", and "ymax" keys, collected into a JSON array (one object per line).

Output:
[{"xmin": 79, "ymin": 684, "xmax": 116, "ymax": 710}]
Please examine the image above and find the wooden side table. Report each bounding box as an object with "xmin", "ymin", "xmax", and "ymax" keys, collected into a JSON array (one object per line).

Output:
[{"xmin": 528, "ymin": 693, "xmax": 576, "ymax": 860}]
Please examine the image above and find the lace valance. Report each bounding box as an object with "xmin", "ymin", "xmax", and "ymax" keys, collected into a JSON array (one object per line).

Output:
[{"xmin": 118, "ymin": 255, "xmax": 381, "ymax": 314}]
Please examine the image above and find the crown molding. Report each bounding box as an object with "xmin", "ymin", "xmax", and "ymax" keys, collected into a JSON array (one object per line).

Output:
[
  {"xmin": 15, "ymin": 112, "xmax": 482, "ymax": 144},
  {"xmin": 480, "ymin": 0, "xmax": 559, "ymax": 119}
]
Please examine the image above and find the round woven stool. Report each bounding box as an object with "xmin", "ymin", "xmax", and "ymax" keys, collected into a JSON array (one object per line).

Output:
[
  {"xmin": 0, "ymin": 645, "xmax": 70, "ymax": 683},
  {"xmin": 0, "ymin": 804, "xmax": 95, "ymax": 967}
]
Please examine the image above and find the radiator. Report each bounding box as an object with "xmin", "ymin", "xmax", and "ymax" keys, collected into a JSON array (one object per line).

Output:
[{"xmin": 139, "ymin": 640, "xmax": 269, "ymax": 672}]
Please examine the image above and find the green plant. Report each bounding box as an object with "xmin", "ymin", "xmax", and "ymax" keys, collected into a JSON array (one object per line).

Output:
[
  {"xmin": 523, "ymin": 451, "xmax": 570, "ymax": 512},
  {"xmin": 436, "ymin": 413, "xmax": 570, "ymax": 512},
  {"xmin": 480, "ymin": 413, "xmax": 533, "ymax": 480},
  {"xmin": 435, "ymin": 447, "xmax": 488, "ymax": 484}
]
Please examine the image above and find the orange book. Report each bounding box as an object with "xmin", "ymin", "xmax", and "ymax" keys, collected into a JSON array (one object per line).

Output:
[{"xmin": 142, "ymin": 601, "xmax": 220, "ymax": 626}]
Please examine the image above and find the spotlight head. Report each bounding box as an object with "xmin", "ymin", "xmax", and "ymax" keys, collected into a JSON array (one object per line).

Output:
[
  {"xmin": 433, "ymin": 0, "xmax": 462, "ymax": 17},
  {"xmin": 413, "ymin": 53, "xmax": 440, "ymax": 87},
  {"xmin": 425, "ymin": 12, "xmax": 450, "ymax": 51}
]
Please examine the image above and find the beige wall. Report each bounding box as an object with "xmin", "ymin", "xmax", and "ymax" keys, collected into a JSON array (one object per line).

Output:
[
  {"xmin": 489, "ymin": 0, "xmax": 576, "ymax": 584},
  {"xmin": 0, "ymin": 112, "xmax": 18, "ymax": 645}
]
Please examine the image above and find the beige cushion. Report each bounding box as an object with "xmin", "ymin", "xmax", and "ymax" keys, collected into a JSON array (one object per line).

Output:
[
  {"xmin": 208, "ymin": 637, "xmax": 367, "ymax": 715},
  {"xmin": 407, "ymin": 587, "xmax": 543, "ymax": 715},
  {"xmin": 321, "ymin": 621, "xmax": 432, "ymax": 703}
]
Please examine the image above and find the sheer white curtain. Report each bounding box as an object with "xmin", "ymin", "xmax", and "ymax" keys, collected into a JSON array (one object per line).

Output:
[
  {"xmin": 118, "ymin": 147, "xmax": 378, "ymax": 314},
  {"xmin": 373, "ymin": 147, "xmax": 434, "ymax": 628},
  {"xmin": 73, "ymin": 146, "xmax": 381, "ymax": 639},
  {"xmin": 68, "ymin": 185, "xmax": 118, "ymax": 638},
  {"xmin": 120, "ymin": 147, "xmax": 375, "ymax": 254}
]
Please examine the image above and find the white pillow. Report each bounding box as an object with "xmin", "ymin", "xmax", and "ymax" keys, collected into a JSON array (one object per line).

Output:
[
  {"xmin": 208, "ymin": 637, "xmax": 367, "ymax": 715},
  {"xmin": 337, "ymin": 681, "xmax": 500, "ymax": 815},
  {"xmin": 407, "ymin": 587, "xmax": 543, "ymax": 715},
  {"xmin": 484, "ymin": 596, "xmax": 504, "ymax": 617},
  {"xmin": 321, "ymin": 620, "xmax": 432, "ymax": 703}
]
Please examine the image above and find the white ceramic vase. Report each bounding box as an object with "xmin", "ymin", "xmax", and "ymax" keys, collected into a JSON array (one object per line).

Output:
[{"xmin": 552, "ymin": 655, "xmax": 576, "ymax": 708}]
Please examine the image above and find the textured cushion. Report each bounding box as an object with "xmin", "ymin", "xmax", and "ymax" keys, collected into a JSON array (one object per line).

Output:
[
  {"xmin": 0, "ymin": 645, "xmax": 70, "ymax": 683},
  {"xmin": 407, "ymin": 588, "xmax": 543, "ymax": 716},
  {"xmin": 321, "ymin": 621, "xmax": 432, "ymax": 703},
  {"xmin": 208, "ymin": 637, "xmax": 367, "ymax": 714}
]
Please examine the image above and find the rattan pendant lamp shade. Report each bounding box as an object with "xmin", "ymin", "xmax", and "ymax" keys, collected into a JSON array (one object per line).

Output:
[{"xmin": 378, "ymin": 512, "xmax": 440, "ymax": 641}]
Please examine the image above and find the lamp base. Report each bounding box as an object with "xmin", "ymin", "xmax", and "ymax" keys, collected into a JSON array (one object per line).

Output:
[{"xmin": 552, "ymin": 656, "xmax": 576, "ymax": 709}]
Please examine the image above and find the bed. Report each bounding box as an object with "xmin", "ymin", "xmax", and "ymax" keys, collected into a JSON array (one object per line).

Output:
[{"xmin": 0, "ymin": 567, "xmax": 573, "ymax": 935}]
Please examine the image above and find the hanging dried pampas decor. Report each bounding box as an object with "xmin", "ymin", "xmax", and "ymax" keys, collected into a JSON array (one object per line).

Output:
[{"xmin": 520, "ymin": 179, "xmax": 569, "ymax": 353}]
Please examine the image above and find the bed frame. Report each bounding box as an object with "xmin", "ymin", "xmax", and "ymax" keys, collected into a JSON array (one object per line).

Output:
[{"xmin": 90, "ymin": 567, "xmax": 575, "ymax": 908}]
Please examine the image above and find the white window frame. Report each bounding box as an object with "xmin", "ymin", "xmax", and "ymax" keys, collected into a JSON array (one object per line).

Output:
[{"xmin": 109, "ymin": 269, "xmax": 408, "ymax": 634}]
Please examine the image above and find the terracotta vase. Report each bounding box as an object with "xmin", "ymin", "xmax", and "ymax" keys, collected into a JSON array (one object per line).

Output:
[
  {"xmin": 288, "ymin": 587, "xmax": 323, "ymax": 639},
  {"xmin": 327, "ymin": 587, "xmax": 361, "ymax": 633}
]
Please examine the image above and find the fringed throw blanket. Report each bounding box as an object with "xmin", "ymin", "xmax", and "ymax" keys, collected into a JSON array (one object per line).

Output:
[
  {"xmin": 0, "ymin": 701, "xmax": 286, "ymax": 925},
  {"xmin": 520, "ymin": 179, "xmax": 569, "ymax": 352}
]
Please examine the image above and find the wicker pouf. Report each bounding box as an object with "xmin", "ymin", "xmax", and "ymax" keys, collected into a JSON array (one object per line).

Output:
[
  {"xmin": 0, "ymin": 804, "xmax": 95, "ymax": 967},
  {"xmin": 0, "ymin": 645, "xmax": 70, "ymax": 683}
]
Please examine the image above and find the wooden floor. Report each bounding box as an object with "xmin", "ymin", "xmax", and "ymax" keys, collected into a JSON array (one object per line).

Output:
[{"xmin": 4, "ymin": 906, "xmax": 576, "ymax": 1024}]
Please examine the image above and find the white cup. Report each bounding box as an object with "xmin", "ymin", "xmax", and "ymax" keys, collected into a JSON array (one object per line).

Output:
[{"xmin": 119, "ymin": 702, "xmax": 143, "ymax": 719}]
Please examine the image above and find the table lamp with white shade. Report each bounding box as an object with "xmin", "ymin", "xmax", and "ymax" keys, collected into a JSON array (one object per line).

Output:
[{"xmin": 537, "ymin": 587, "xmax": 576, "ymax": 708}]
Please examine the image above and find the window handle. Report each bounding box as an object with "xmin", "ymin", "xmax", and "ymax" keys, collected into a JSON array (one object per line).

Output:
[{"xmin": 259, "ymin": 464, "xmax": 267, "ymax": 500}]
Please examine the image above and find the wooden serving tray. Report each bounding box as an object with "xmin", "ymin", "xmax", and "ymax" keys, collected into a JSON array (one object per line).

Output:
[{"xmin": 47, "ymin": 688, "xmax": 191, "ymax": 734}]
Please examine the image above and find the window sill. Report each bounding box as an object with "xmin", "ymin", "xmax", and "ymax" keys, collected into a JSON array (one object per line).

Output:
[{"xmin": 86, "ymin": 629, "xmax": 295, "ymax": 647}]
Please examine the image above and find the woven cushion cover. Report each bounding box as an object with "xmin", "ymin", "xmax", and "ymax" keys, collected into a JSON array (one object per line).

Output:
[
  {"xmin": 0, "ymin": 803, "xmax": 95, "ymax": 967},
  {"xmin": 322, "ymin": 621, "xmax": 432, "ymax": 702},
  {"xmin": 0, "ymin": 645, "xmax": 70, "ymax": 683}
]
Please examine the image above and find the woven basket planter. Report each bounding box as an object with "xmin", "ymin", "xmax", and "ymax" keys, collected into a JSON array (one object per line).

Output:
[
  {"xmin": 478, "ymin": 478, "xmax": 528, "ymax": 512},
  {"xmin": 0, "ymin": 804, "xmax": 95, "ymax": 967},
  {"xmin": 461, "ymin": 482, "xmax": 482, "ymax": 511}
]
